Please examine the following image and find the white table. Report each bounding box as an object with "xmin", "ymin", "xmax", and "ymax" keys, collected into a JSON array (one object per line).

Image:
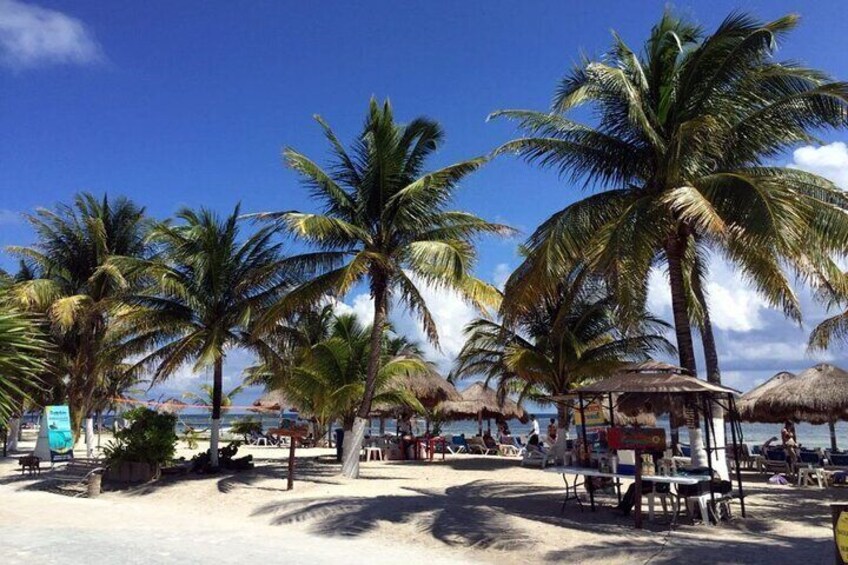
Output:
[
  {"xmin": 544, "ymin": 466, "xmax": 711, "ymax": 518},
  {"xmin": 797, "ymin": 466, "xmax": 828, "ymax": 488}
]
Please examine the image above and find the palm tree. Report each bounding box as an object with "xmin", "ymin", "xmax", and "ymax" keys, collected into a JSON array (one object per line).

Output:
[
  {"xmin": 281, "ymin": 313, "xmax": 424, "ymax": 439},
  {"xmin": 115, "ymin": 206, "xmax": 297, "ymax": 466},
  {"xmin": 7, "ymin": 193, "xmax": 149, "ymax": 441},
  {"xmin": 454, "ymin": 265, "xmax": 673, "ymax": 444},
  {"xmin": 492, "ymin": 11, "xmax": 848, "ymax": 466},
  {"xmin": 256, "ymin": 98, "xmax": 512, "ymax": 477},
  {"xmin": 183, "ymin": 383, "xmax": 245, "ymax": 416},
  {"xmin": 0, "ymin": 304, "xmax": 49, "ymax": 422}
]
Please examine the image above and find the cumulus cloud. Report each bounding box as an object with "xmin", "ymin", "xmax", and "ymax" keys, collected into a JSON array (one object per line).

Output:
[
  {"xmin": 0, "ymin": 0, "xmax": 103, "ymax": 69},
  {"xmin": 790, "ymin": 142, "xmax": 848, "ymax": 188},
  {"xmin": 647, "ymin": 259, "xmax": 768, "ymax": 333}
]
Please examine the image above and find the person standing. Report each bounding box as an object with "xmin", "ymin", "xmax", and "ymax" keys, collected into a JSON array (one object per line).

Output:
[
  {"xmin": 547, "ymin": 418, "xmax": 558, "ymax": 443},
  {"xmin": 530, "ymin": 414, "xmax": 540, "ymax": 445}
]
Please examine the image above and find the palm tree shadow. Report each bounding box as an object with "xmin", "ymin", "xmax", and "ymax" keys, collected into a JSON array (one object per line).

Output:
[{"xmin": 251, "ymin": 479, "xmax": 640, "ymax": 550}]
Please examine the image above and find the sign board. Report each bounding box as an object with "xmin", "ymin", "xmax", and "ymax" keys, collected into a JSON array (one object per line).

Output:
[
  {"xmin": 574, "ymin": 402, "xmax": 610, "ymax": 427},
  {"xmin": 270, "ymin": 418, "xmax": 309, "ymax": 437},
  {"xmin": 607, "ymin": 427, "xmax": 666, "ymax": 451},
  {"xmin": 33, "ymin": 405, "xmax": 75, "ymax": 462}
]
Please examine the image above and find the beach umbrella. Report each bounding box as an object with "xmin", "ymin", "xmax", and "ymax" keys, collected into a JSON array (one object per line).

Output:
[
  {"xmin": 392, "ymin": 366, "xmax": 461, "ymax": 410},
  {"xmin": 757, "ymin": 363, "xmax": 848, "ymax": 451},
  {"xmin": 737, "ymin": 371, "xmax": 795, "ymax": 422},
  {"xmin": 157, "ymin": 397, "xmax": 187, "ymax": 415},
  {"xmin": 436, "ymin": 381, "xmax": 527, "ymax": 435},
  {"xmin": 250, "ymin": 390, "xmax": 296, "ymax": 414}
]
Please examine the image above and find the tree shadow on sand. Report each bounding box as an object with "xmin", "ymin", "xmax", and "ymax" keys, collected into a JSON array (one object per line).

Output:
[{"xmin": 251, "ymin": 479, "xmax": 664, "ymax": 551}]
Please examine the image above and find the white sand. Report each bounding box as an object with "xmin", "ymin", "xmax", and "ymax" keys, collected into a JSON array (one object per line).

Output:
[{"xmin": 0, "ymin": 434, "xmax": 839, "ymax": 564}]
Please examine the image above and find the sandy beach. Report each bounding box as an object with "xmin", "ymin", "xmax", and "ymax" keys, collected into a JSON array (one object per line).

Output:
[{"xmin": 0, "ymin": 433, "xmax": 839, "ymax": 564}]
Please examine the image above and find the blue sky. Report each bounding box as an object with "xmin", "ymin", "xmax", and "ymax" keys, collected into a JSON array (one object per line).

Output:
[{"xmin": 3, "ymin": 1, "xmax": 848, "ymax": 408}]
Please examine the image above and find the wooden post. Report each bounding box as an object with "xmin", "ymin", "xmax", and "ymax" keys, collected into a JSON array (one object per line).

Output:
[
  {"xmin": 634, "ymin": 448, "xmax": 643, "ymax": 529},
  {"xmin": 286, "ymin": 436, "xmax": 297, "ymax": 491},
  {"xmin": 831, "ymin": 421, "xmax": 839, "ymax": 453}
]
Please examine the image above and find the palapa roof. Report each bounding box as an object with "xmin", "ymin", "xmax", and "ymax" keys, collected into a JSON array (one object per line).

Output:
[
  {"xmin": 250, "ymin": 390, "xmax": 296, "ymax": 413},
  {"xmin": 436, "ymin": 381, "xmax": 527, "ymax": 422},
  {"xmin": 737, "ymin": 371, "xmax": 795, "ymax": 422},
  {"xmin": 392, "ymin": 366, "xmax": 460, "ymax": 409},
  {"xmin": 156, "ymin": 397, "xmax": 187, "ymax": 415},
  {"xmin": 756, "ymin": 364, "xmax": 848, "ymax": 424},
  {"xmin": 575, "ymin": 370, "xmax": 739, "ymax": 395}
]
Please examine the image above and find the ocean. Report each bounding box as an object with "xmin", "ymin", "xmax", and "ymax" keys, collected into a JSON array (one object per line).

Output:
[{"xmin": 49, "ymin": 411, "xmax": 848, "ymax": 450}]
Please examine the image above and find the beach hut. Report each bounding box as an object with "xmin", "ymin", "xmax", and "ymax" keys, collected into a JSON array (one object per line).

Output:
[
  {"xmin": 756, "ymin": 363, "xmax": 848, "ymax": 451},
  {"xmin": 394, "ymin": 366, "xmax": 461, "ymax": 410},
  {"xmin": 156, "ymin": 397, "xmax": 188, "ymax": 415},
  {"xmin": 737, "ymin": 371, "xmax": 795, "ymax": 422},
  {"xmin": 436, "ymin": 381, "xmax": 527, "ymax": 436}
]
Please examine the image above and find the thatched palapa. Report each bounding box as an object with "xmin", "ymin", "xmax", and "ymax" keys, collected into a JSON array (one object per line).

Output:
[
  {"xmin": 250, "ymin": 390, "xmax": 296, "ymax": 414},
  {"xmin": 737, "ymin": 371, "xmax": 795, "ymax": 422}
]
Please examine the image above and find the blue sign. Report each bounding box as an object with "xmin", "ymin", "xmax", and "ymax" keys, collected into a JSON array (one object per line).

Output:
[{"xmin": 45, "ymin": 405, "xmax": 74, "ymax": 462}]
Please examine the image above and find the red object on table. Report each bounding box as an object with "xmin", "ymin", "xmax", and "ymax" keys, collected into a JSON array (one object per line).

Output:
[
  {"xmin": 414, "ymin": 437, "xmax": 446, "ymax": 461},
  {"xmin": 607, "ymin": 427, "xmax": 666, "ymax": 451}
]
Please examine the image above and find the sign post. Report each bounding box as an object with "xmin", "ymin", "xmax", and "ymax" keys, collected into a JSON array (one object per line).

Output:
[{"xmin": 269, "ymin": 418, "xmax": 310, "ymax": 491}]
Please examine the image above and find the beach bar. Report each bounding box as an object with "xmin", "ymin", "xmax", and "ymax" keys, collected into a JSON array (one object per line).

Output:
[{"xmin": 551, "ymin": 363, "xmax": 746, "ymax": 528}]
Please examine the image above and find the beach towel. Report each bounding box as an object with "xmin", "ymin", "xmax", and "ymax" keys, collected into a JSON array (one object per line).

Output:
[{"xmin": 768, "ymin": 474, "xmax": 789, "ymax": 485}]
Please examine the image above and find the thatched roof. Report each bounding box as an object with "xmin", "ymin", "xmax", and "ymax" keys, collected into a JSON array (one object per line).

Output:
[
  {"xmin": 737, "ymin": 371, "xmax": 795, "ymax": 422},
  {"xmin": 156, "ymin": 397, "xmax": 187, "ymax": 415},
  {"xmin": 756, "ymin": 364, "xmax": 848, "ymax": 424},
  {"xmin": 250, "ymin": 390, "xmax": 296, "ymax": 414},
  {"xmin": 547, "ymin": 394, "xmax": 656, "ymax": 426},
  {"xmin": 393, "ymin": 367, "xmax": 460, "ymax": 409},
  {"xmin": 575, "ymin": 371, "xmax": 738, "ymax": 395},
  {"xmin": 436, "ymin": 381, "xmax": 527, "ymax": 422}
]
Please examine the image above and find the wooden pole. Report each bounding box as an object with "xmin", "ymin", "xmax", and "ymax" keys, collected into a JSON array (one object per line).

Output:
[
  {"xmin": 286, "ymin": 436, "xmax": 297, "ymax": 491},
  {"xmin": 634, "ymin": 448, "xmax": 643, "ymax": 529},
  {"xmin": 831, "ymin": 421, "xmax": 839, "ymax": 453}
]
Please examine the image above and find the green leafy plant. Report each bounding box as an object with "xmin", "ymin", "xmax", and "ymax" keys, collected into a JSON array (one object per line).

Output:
[
  {"xmin": 103, "ymin": 407, "xmax": 178, "ymax": 466},
  {"xmin": 230, "ymin": 418, "xmax": 263, "ymax": 441}
]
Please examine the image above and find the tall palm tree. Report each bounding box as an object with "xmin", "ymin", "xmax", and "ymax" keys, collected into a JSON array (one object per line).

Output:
[
  {"xmin": 7, "ymin": 193, "xmax": 149, "ymax": 440},
  {"xmin": 280, "ymin": 313, "xmax": 424, "ymax": 439},
  {"xmin": 454, "ymin": 265, "xmax": 673, "ymax": 443},
  {"xmin": 115, "ymin": 206, "xmax": 297, "ymax": 466},
  {"xmin": 256, "ymin": 98, "xmax": 512, "ymax": 477},
  {"xmin": 492, "ymin": 11, "xmax": 848, "ymax": 465}
]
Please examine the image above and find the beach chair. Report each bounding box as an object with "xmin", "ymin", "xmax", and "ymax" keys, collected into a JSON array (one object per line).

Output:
[
  {"xmin": 467, "ymin": 436, "xmax": 497, "ymax": 455},
  {"xmin": 248, "ymin": 430, "xmax": 270, "ymax": 446},
  {"xmin": 520, "ymin": 444, "xmax": 551, "ymax": 468},
  {"xmin": 826, "ymin": 452, "xmax": 848, "ymax": 471},
  {"xmin": 498, "ymin": 442, "xmax": 522, "ymax": 457},
  {"xmin": 763, "ymin": 447, "xmax": 792, "ymax": 477},
  {"xmin": 446, "ymin": 435, "xmax": 468, "ymax": 454}
]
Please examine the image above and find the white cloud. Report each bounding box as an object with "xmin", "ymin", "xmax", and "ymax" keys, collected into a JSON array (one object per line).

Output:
[
  {"xmin": 646, "ymin": 259, "xmax": 768, "ymax": 333},
  {"xmin": 0, "ymin": 209, "xmax": 21, "ymax": 225},
  {"xmin": 790, "ymin": 142, "xmax": 848, "ymax": 188},
  {"xmin": 0, "ymin": 0, "xmax": 103, "ymax": 69},
  {"xmin": 492, "ymin": 263, "xmax": 511, "ymax": 290}
]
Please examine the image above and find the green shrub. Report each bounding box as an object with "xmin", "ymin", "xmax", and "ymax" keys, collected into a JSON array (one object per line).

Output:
[
  {"xmin": 230, "ymin": 418, "xmax": 262, "ymax": 441},
  {"xmin": 103, "ymin": 407, "xmax": 178, "ymax": 466}
]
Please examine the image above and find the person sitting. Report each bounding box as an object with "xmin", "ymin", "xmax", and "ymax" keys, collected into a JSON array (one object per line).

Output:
[{"xmin": 482, "ymin": 431, "xmax": 498, "ymax": 450}]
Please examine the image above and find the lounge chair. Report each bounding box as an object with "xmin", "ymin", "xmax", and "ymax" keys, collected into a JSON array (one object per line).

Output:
[
  {"xmin": 446, "ymin": 435, "xmax": 468, "ymax": 454},
  {"xmin": 498, "ymin": 442, "xmax": 522, "ymax": 457},
  {"xmin": 826, "ymin": 452, "xmax": 848, "ymax": 471},
  {"xmin": 520, "ymin": 444, "xmax": 551, "ymax": 468},
  {"xmin": 763, "ymin": 447, "xmax": 792, "ymax": 477},
  {"xmin": 467, "ymin": 436, "xmax": 498, "ymax": 455},
  {"xmin": 248, "ymin": 430, "xmax": 270, "ymax": 446}
]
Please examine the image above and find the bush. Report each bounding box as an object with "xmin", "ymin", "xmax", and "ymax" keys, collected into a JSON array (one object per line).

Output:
[
  {"xmin": 230, "ymin": 418, "xmax": 262, "ymax": 441},
  {"xmin": 103, "ymin": 407, "xmax": 178, "ymax": 466}
]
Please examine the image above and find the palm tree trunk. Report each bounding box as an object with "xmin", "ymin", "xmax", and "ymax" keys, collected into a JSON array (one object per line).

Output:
[
  {"xmin": 343, "ymin": 274, "xmax": 388, "ymax": 479},
  {"xmin": 693, "ymin": 267, "xmax": 729, "ymax": 479},
  {"xmin": 830, "ymin": 421, "xmax": 838, "ymax": 452},
  {"xmin": 666, "ymin": 232, "xmax": 706, "ymax": 467},
  {"xmin": 210, "ymin": 357, "xmax": 224, "ymax": 467}
]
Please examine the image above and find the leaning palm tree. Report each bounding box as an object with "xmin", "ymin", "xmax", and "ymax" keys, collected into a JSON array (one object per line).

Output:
[
  {"xmin": 454, "ymin": 265, "xmax": 674, "ymax": 444},
  {"xmin": 7, "ymin": 193, "xmax": 149, "ymax": 440},
  {"xmin": 282, "ymin": 313, "xmax": 424, "ymax": 439},
  {"xmin": 492, "ymin": 11, "xmax": 848, "ymax": 468},
  {"xmin": 256, "ymin": 98, "xmax": 512, "ymax": 478},
  {"xmin": 115, "ymin": 206, "xmax": 297, "ymax": 466}
]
